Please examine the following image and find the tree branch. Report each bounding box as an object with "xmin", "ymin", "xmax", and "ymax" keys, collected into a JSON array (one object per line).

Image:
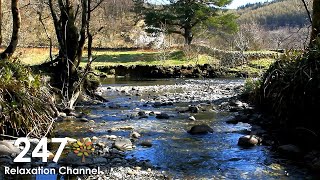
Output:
[
  {"xmin": 301, "ymin": 0, "xmax": 312, "ymax": 24},
  {"xmin": 90, "ymin": 0, "xmax": 104, "ymax": 12}
]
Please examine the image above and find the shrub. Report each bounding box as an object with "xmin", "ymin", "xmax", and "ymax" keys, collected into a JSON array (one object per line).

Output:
[
  {"xmin": 0, "ymin": 61, "xmax": 55, "ymax": 138},
  {"xmin": 259, "ymin": 49, "xmax": 320, "ymax": 131}
]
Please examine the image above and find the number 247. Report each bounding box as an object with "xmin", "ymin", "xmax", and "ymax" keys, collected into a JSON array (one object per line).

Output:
[{"xmin": 13, "ymin": 138, "xmax": 68, "ymax": 163}]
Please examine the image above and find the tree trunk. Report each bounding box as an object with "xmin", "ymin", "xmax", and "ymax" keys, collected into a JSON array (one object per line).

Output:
[
  {"xmin": 310, "ymin": 0, "xmax": 320, "ymax": 48},
  {"xmin": 48, "ymin": 0, "xmax": 92, "ymax": 109},
  {"xmin": 184, "ymin": 27, "xmax": 193, "ymax": 45},
  {"xmin": 0, "ymin": 0, "xmax": 2, "ymax": 46},
  {"xmin": 0, "ymin": 0, "xmax": 20, "ymax": 59}
]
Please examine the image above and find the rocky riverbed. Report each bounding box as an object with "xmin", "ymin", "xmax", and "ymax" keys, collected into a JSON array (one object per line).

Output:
[{"xmin": 0, "ymin": 78, "xmax": 316, "ymax": 179}]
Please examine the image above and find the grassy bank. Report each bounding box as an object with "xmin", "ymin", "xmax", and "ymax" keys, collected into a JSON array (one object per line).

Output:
[{"xmin": 14, "ymin": 47, "xmax": 276, "ymax": 77}]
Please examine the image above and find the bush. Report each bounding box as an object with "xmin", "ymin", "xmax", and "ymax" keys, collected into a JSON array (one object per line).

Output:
[
  {"xmin": 0, "ymin": 61, "xmax": 55, "ymax": 138},
  {"xmin": 259, "ymin": 49, "xmax": 320, "ymax": 131}
]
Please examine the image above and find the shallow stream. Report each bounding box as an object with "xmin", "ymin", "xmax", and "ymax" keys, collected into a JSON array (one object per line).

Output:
[
  {"xmin": 56, "ymin": 78, "xmax": 312, "ymax": 179},
  {"xmin": 2, "ymin": 78, "xmax": 313, "ymax": 180}
]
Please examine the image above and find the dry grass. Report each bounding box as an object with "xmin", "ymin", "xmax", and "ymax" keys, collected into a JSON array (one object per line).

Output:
[{"xmin": 0, "ymin": 61, "xmax": 55, "ymax": 137}]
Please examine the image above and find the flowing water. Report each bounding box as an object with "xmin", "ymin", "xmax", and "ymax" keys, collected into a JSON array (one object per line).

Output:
[
  {"xmin": 57, "ymin": 78, "xmax": 312, "ymax": 179},
  {"xmin": 3, "ymin": 78, "xmax": 314, "ymax": 179}
]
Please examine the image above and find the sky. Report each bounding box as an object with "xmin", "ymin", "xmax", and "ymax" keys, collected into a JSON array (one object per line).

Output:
[{"xmin": 227, "ymin": 0, "xmax": 272, "ymax": 9}]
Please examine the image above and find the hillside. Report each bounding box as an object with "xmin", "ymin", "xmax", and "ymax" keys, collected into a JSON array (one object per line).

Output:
[{"xmin": 237, "ymin": 0, "xmax": 312, "ymax": 29}]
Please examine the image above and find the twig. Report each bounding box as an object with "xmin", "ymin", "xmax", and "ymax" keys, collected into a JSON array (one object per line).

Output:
[{"xmin": 301, "ymin": 0, "xmax": 312, "ymax": 24}]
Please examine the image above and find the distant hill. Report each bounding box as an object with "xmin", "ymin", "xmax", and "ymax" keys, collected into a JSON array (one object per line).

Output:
[{"xmin": 236, "ymin": 0, "xmax": 312, "ymax": 29}]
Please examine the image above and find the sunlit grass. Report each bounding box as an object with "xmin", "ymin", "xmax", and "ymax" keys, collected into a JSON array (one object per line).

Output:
[
  {"xmin": 15, "ymin": 48, "xmax": 275, "ymax": 71},
  {"xmin": 16, "ymin": 48, "xmax": 214, "ymax": 67},
  {"xmin": 229, "ymin": 58, "xmax": 275, "ymax": 76},
  {"xmin": 14, "ymin": 48, "xmax": 59, "ymax": 65}
]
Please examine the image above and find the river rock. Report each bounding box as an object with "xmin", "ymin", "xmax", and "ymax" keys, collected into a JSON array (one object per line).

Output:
[
  {"xmin": 156, "ymin": 113, "xmax": 170, "ymax": 119},
  {"xmin": 187, "ymin": 124, "xmax": 213, "ymax": 135},
  {"xmin": 230, "ymin": 100, "xmax": 244, "ymax": 107},
  {"xmin": 113, "ymin": 138, "xmax": 133, "ymax": 151},
  {"xmin": 153, "ymin": 102, "xmax": 162, "ymax": 108},
  {"xmin": 0, "ymin": 141, "xmax": 21, "ymax": 157},
  {"xmin": 188, "ymin": 106, "xmax": 199, "ymax": 113},
  {"xmin": 140, "ymin": 141, "xmax": 152, "ymax": 147},
  {"xmin": 48, "ymin": 151, "xmax": 55, "ymax": 161},
  {"xmin": 120, "ymin": 126, "xmax": 134, "ymax": 130},
  {"xmin": 104, "ymin": 135, "xmax": 118, "ymax": 140},
  {"xmin": 62, "ymin": 108, "xmax": 73, "ymax": 115},
  {"xmin": 97, "ymin": 142, "xmax": 106, "ymax": 148},
  {"xmin": 78, "ymin": 117, "xmax": 89, "ymax": 122},
  {"xmin": 28, "ymin": 138, "xmax": 40, "ymax": 151},
  {"xmin": 59, "ymin": 112, "xmax": 67, "ymax": 117},
  {"xmin": 238, "ymin": 135, "xmax": 262, "ymax": 147},
  {"xmin": 66, "ymin": 137, "xmax": 77, "ymax": 143},
  {"xmin": 130, "ymin": 131, "xmax": 141, "ymax": 139},
  {"xmin": 138, "ymin": 111, "xmax": 146, "ymax": 116},
  {"xmin": 189, "ymin": 116, "xmax": 196, "ymax": 121}
]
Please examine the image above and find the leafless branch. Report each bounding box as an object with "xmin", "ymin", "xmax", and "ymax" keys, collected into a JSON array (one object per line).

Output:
[
  {"xmin": 301, "ymin": 0, "xmax": 312, "ymax": 24},
  {"xmin": 90, "ymin": 0, "xmax": 105, "ymax": 12}
]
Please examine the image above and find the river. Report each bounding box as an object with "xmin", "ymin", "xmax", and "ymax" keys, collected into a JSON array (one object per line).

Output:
[{"xmin": 3, "ymin": 78, "xmax": 313, "ymax": 179}]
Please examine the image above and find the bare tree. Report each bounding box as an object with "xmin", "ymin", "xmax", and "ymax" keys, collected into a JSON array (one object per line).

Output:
[
  {"xmin": 0, "ymin": 0, "xmax": 20, "ymax": 59},
  {"xmin": 48, "ymin": 0, "xmax": 103, "ymax": 109}
]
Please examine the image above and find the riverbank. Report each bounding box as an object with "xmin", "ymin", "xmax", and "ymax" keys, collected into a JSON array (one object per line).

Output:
[
  {"xmin": 94, "ymin": 58, "xmax": 274, "ymax": 79},
  {"xmin": 231, "ymin": 93, "xmax": 320, "ymax": 176}
]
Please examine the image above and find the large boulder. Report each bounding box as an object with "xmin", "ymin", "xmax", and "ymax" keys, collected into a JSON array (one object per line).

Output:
[
  {"xmin": 113, "ymin": 138, "xmax": 133, "ymax": 151},
  {"xmin": 238, "ymin": 135, "xmax": 262, "ymax": 147},
  {"xmin": 0, "ymin": 141, "xmax": 20, "ymax": 157},
  {"xmin": 187, "ymin": 124, "xmax": 213, "ymax": 135}
]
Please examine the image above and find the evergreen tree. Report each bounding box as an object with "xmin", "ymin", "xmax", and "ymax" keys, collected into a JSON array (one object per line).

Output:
[{"xmin": 134, "ymin": 0, "xmax": 237, "ymax": 45}]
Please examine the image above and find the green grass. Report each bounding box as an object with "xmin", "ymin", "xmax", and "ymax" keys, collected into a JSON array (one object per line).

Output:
[
  {"xmin": 14, "ymin": 48, "xmax": 59, "ymax": 65},
  {"xmin": 229, "ymin": 58, "xmax": 275, "ymax": 76},
  {"xmin": 17, "ymin": 48, "xmax": 212, "ymax": 66},
  {"xmin": 17, "ymin": 48, "xmax": 276, "ymax": 75},
  {"xmin": 81, "ymin": 50, "xmax": 212, "ymax": 67}
]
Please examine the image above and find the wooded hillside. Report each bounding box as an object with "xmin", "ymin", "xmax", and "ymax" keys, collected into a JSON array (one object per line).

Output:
[{"xmin": 237, "ymin": 0, "xmax": 312, "ymax": 29}]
